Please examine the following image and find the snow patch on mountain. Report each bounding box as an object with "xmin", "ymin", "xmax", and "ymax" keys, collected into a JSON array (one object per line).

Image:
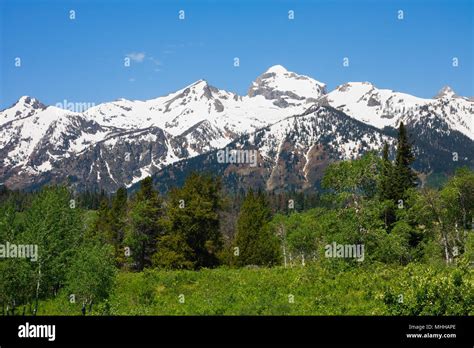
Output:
[{"xmin": 325, "ymin": 83, "xmax": 473, "ymax": 139}]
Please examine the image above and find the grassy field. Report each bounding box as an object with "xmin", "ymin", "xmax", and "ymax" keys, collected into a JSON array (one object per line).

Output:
[{"xmin": 37, "ymin": 261, "xmax": 473, "ymax": 316}]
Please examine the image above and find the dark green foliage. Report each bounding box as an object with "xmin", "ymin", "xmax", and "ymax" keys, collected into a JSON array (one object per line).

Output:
[
  {"xmin": 234, "ymin": 190, "xmax": 281, "ymax": 266},
  {"xmin": 92, "ymin": 197, "xmax": 112, "ymax": 244},
  {"xmin": 0, "ymin": 184, "xmax": 32, "ymax": 211},
  {"xmin": 379, "ymin": 142, "xmax": 393, "ymax": 201},
  {"xmin": 152, "ymin": 234, "xmax": 195, "ymax": 270},
  {"xmin": 89, "ymin": 188, "xmax": 128, "ymax": 266},
  {"xmin": 392, "ymin": 122, "xmax": 417, "ymax": 200},
  {"xmin": 125, "ymin": 177, "xmax": 164, "ymax": 271},
  {"xmin": 77, "ymin": 189, "xmax": 105, "ymax": 210},
  {"xmin": 379, "ymin": 142, "xmax": 396, "ymax": 228},
  {"xmin": 110, "ymin": 187, "xmax": 128, "ymax": 265},
  {"xmin": 159, "ymin": 172, "xmax": 223, "ymax": 269}
]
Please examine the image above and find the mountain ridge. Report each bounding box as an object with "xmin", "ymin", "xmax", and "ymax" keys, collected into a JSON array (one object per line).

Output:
[{"xmin": 1, "ymin": 65, "xmax": 472, "ymax": 192}]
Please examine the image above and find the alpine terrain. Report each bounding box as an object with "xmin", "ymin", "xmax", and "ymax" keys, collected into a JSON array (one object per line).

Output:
[{"xmin": 1, "ymin": 65, "xmax": 472, "ymax": 192}]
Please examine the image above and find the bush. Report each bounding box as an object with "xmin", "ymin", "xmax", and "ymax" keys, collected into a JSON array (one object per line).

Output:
[{"xmin": 383, "ymin": 259, "xmax": 473, "ymax": 315}]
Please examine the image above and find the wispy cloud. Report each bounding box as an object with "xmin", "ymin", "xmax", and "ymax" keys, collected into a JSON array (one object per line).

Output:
[
  {"xmin": 148, "ymin": 57, "xmax": 162, "ymax": 66},
  {"xmin": 126, "ymin": 52, "xmax": 146, "ymax": 63},
  {"xmin": 126, "ymin": 52, "xmax": 163, "ymax": 72}
]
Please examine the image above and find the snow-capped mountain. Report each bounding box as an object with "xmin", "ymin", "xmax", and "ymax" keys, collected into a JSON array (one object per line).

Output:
[
  {"xmin": 248, "ymin": 65, "xmax": 326, "ymax": 105},
  {"xmin": 323, "ymin": 82, "xmax": 473, "ymax": 139},
  {"xmin": 0, "ymin": 96, "xmax": 46, "ymax": 126},
  {"xmin": 146, "ymin": 103, "xmax": 472, "ymax": 193},
  {"xmin": 0, "ymin": 65, "xmax": 472, "ymax": 192},
  {"xmin": 82, "ymin": 65, "xmax": 324, "ymax": 137},
  {"xmin": 0, "ymin": 99, "xmax": 108, "ymax": 176}
]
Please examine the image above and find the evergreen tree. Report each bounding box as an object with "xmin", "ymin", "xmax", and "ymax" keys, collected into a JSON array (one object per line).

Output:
[
  {"xmin": 152, "ymin": 234, "xmax": 195, "ymax": 270},
  {"xmin": 234, "ymin": 190, "xmax": 281, "ymax": 266},
  {"xmin": 93, "ymin": 197, "xmax": 112, "ymax": 244},
  {"xmin": 109, "ymin": 187, "xmax": 128, "ymax": 265},
  {"xmin": 379, "ymin": 142, "xmax": 392, "ymax": 200},
  {"xmin": 125, "ymin": 177, "xmax": 163, "ymax": 271},
  {"xmin": 159, "ymin": 173, "xmax": 223, "ymax": 269},
  {"xmin": 393, "ymin": 122, "xmax": 417, "ymax": 199},
  {"xmin": 379, "ymin": 142, "xmax": 396, "ymax": 228}
]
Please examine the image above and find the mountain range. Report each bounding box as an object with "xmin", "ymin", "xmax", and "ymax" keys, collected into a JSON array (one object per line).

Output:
[{"xmin": 1, "ymin": 65, "xmax": 472, "ymax": 192}]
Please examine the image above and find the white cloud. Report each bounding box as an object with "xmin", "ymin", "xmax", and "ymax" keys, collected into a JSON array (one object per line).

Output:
[
  {"xmin": 148, "ymin": 57, "xmax": 162, "ymax": 66},
  {"xmin": 126, "ymin": 52, "xmax": 146, "ymax": 63}
]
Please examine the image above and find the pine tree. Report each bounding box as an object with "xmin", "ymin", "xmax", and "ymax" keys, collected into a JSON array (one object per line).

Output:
[
  {"xmin": 125, "ymin": 177, "xmax": 163, "ymax": 271},
  {"xmin": 234, "ymin": 189, "xmax": 281, "ymax": 266},
  {"xmin": 159, "ymin": 173, "xmax": 223, "ymax": 269},
  {"xmin": 393, "ymin": 122, "xmax": 417, "ymax": 200},
  {"xmin": 380, "ymin": 142, "xmax": 392, "ymax": 199},
  {"xmin": 379, "ymin": 141, "xmax": 402, "ymax": 201},
  {"xmin": 152, "ymin": 234, "xmax": 195, "ymax": 270},
  {"xmin": 93, "ymin": 196, "xmax": 113, "ymax": 244},
  {"xmin": 136, "ymin": 176, "xmax": 155, "ymax": 201},
  {"xmin": 379, "ymin": 142, "xmax": 397, "ymax": 228},
  {"xmin": 109, "ymin": 187, "xmax": 128, "ymax": 265}
]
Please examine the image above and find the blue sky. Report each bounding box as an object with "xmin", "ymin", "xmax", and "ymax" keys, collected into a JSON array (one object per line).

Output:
[{"xmin": 0, "ymin": 0, "xmax": 472, "ymax": 109}]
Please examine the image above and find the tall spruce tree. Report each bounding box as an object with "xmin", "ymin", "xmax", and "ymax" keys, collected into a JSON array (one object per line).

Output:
[
  {"xmin": 379, "ymin": 142, "xmax": 396, "ymax": 228},
  {"xmin": 234, "ymin": 190, "xmax": 281, "ymax": 266},
  {"xmin": 125, "ymin": 177, "xmax": 163, "ymax": 271},
  {"xmin": 158, "ymin": 173, "xmax": 223, "ymax": 269},
  {"xmin": 93, "ymin": 197, "xmax": 112, "ymax": 244},
  {"xmin": 110, "ymin": 187, "xmax": 128, "ymax": 265},
  {"xmin": 380, "ymin": 142, "xmax": 392, "ymax": 199},
  {"xmin": 393, "ymin": 122, "xmax": 417, "ymax": 199}
]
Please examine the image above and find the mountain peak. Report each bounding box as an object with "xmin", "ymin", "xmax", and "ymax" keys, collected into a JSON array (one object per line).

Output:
[
  {"xmin": 249, "ymin": 66, "xmax": 326, "ymax": 101},
  {"xmin": 17, "ymin": 95, "xmax": 37, "ymax": 104},
  {"xmin": 265, "ymin": 65, "xmax": 289, "ymax": 74},
  {"xmin": 13, "ymin": 96, "xmax": 45, "ymax": 110},
  {"xmin": 191, "ymin": 79, "xmax": 208, "ymax": 86},
  {"xmin": 435, "ymin": 86, "xmax": 456, "ymax": 99}
]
